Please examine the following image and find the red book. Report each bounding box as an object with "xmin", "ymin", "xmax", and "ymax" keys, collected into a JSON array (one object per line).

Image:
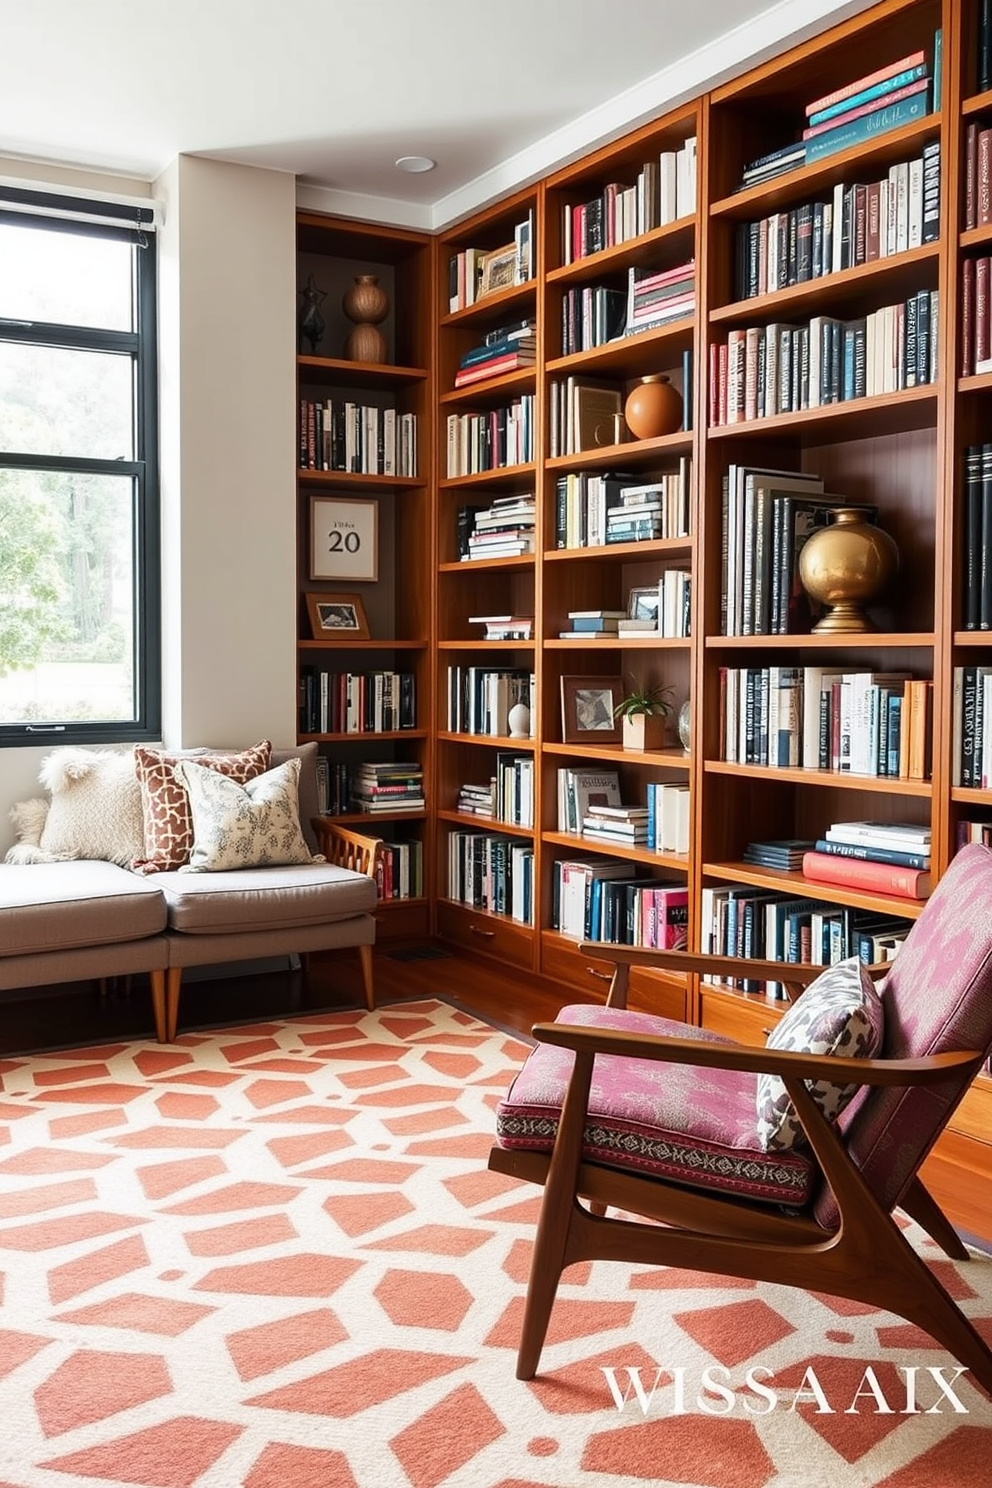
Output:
[
  {"xmin": 801, "ymin": 850, "xmax": 932, "ymax": 900},
  {"xmin": 805, "ymin": 50, "xmax": 926, "ymax": 116},
  {"xmin": 966, "ymin": 122, "xmax": 979, "ymax": 232},
  {"xmin": 977, "ymin": 256, "xmax": 991, "ymax": 369},
  {"xmin": 962, "ymin": 256, "xmax": 976, "ymax": 376},
  {"xmin": 453, "ymin": 353, "xmax": 531, "ymax": 387},
  {"xmin": 980, "ymin": 129, "xmax": 992, "ymax": 227}
]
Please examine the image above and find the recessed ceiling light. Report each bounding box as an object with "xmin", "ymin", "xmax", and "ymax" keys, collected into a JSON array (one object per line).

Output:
[{"xmin": 395, "ymin": 155, "xmax": 436, "ymax": 174}]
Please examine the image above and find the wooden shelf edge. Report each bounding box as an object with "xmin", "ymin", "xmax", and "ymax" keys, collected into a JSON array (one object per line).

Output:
[{"xmin": 703, "ymin": 760, "xmax": 932, "ymax": 795}]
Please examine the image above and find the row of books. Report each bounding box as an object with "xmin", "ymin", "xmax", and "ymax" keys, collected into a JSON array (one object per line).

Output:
[
  {"xmin": 453, "ymin": 323, "xmax": 536, "ymax": 388},
  {"xmin": 710, "ymin": 292, "xmax": 939, "ymax": 427},
  {"xmin": 553, "ymin": 462, "xmax": 690, "ymax": 549},
  {"xmin": 447, "ymin": 830, "xmax": 534, "ymax": 924},
  {"xmin": 556, "ymin": 571, "xmax": 690, "ymax": 640},
  {"xmin": 962, "ymin": 446, "xmax": 992, "ymax": 629},
  {"xmin": 456, "ymin": 493, "xmax": 536, "ymax": 562},
  {"xmin": 732, "ymin": 145, "xmax": 940, "ymax": 302},
  {"xmin": 314, "ymin": 758, "xmax": 426, "ymax": 821},
  {"xmin": 374, "ymin": 839, "xmax": 424, "ymax": 901},
  {"xmin": 552, "ymin": 857, "xmax": 689, "ymax": 947},
  {"xmin": 555, "ymin": 767, "xmax": 690, "ymax": 854},
  {"xmin": 720, "ymin": 466, "xmax": 830, "ymax": 636},
  {"xmin": 560, "ymin": 284, "xmax": 626, "ymax": 357},
  {"xmin": 959, "ymin": 258, "xmax": 992, "ymax": 376},
  {"xmin": 299, "ymin": 670, "xmax": 417, "ymax": 737},
  {"xmin": 547, "ymin": 355, "xmax": 692, "ymax": 459},
  {"xmin": 701, "ymin": 882, "xmax": 911, "ymax": 994},
  {"xmin": 963, "ymin": 122, "xmax": 992, "ymax": 232},
  {"xmin": 738, "ymin": 46, "xmax": 936, "ymax": 188},
  {"xmin": 445, "ymin": 666, "xmax": 535, "ymax": 738},
  {"xmin": 444, "ymin": 396, "xmax": 535, "ymax": 477},
  {"xmin": 953, "ymin": 665, "xmax": 992, "ymax": 788},
  {"xmin": 446, "ymin": 212, "xmax": 535, "ymax": 313},
  {"xmin": 560, "ymin": 136, "xmax": 697, "ymax": 265},
  {"xmin": 979, "ymin": 0, "xmax": 992, "ymax": 95},
  {"xmin": 298, "ymin": 400, "xmax": 418, "ymax": 478},
  {"xmin": 456, "ymin": 751, "xmax": 534, "ymax": 828},
  {"xmin": 718, "ymin": 666, "xmax": 933, "ymax": 782},
  {"xmin": 350, "ymin": 761, "xmax": 424, "ymax": 815}
]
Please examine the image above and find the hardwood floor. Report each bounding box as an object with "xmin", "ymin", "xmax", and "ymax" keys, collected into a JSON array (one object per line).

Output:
[{"xmin": 4, "ymin": 943, "xmax": 989, "ymax": 1249}]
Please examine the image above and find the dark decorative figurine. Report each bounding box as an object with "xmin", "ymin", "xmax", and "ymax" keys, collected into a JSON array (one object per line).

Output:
[{"xmin": 297, "ymin": 274, "xmax": 326, "ymax": 354}]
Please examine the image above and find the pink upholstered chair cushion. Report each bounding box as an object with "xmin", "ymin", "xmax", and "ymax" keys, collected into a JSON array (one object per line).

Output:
[
  {"xmin": 496, "ymin": 1003, "xmax": 815, "ymax": 1208},
  {"xmin": 816, "ymin": 842, "xmax": 992, "ymax": 1229}
]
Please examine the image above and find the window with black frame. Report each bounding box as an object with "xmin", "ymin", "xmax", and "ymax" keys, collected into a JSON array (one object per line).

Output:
[{"xmin": 0, "ymin": 188, "xmax": 160, "ymax": 745}]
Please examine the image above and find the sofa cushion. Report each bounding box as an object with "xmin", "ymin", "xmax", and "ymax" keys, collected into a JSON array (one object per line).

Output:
[
  {"xmin": 175, "ymin": 758, "xmax": 320, "ymax": 872},
  {"xmin": 0, "ymin": 861, "xmax": 167, "ymax": 958},
  {"xmin": 132, "ymin": 741, "xmax": 272, "ymax": 874},
  {"xmin": 271, "ymin": 742, "xmax": 320, "ymax": 854},
  {"xmin": 756, "ymin": 957, "xmax": 884, "ymax": 1153},
  {"xmin": 495, "ymin": 1003, "xmax": 816, "ymax": 1208},
  {"xmin": 154, "ymin": 861, "xmax": 377, "ymax": 936},
  {"xmin": 6, "ymin": 748, "xmax": 145, "ymax": 867}
]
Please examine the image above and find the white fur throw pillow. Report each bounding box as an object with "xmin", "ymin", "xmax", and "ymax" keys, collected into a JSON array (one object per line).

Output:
[
  {"xmin": 5, "ymin": 798, "xmax": 53, "ymax": 864},
  {"xmin": 174, "ymin": 757, "xmax": 322, "ymax": 873},
  {"xmin": 36, "ymin": 747, "xmax": 145, "ymax": 866}
]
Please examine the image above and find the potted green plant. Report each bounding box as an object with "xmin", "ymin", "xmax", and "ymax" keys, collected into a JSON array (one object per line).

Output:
[{"xmin": 613, "ymin": 677, "xmax": 674, "ymax": 751}]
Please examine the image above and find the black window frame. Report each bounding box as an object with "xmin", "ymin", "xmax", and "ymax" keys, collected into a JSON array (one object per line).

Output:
[{"xmin": 0, "ymin": 189, "xmax": 161, "ymax": 747}]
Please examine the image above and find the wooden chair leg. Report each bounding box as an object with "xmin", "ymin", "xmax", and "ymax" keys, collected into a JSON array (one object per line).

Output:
[
  {"xmin": 358, "ymin": 943, "xmax": 375, "ymax": 1011},
  {"xmin": 900, "ymin": 1175, "xmax": 970, "ymax": 1261},
  {"xmin": 149, "ymin": 970, "xmax": 167, "ymax": 1044},
  {"xmin": 165, "ymin": 967, "xmax": 183, "ymax": 1042}
]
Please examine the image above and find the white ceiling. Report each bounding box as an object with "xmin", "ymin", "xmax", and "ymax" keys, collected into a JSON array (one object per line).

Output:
[{"xmin": 1, "ymin": 0, "xmax": 874, "ymax": 229}]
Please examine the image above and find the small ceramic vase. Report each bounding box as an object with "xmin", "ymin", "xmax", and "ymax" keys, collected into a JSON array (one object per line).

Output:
[
  {"xmin": 342, "ymin": 274, "xmax": 389, "ymax": 363},
  {"xmin": 624, "ymin": 374, "xmax": 683, "ymax": 440}
]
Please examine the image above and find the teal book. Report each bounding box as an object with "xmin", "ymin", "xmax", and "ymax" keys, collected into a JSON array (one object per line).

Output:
[
  {"xmin": 807, "ymin": 63, "xmax": 928, "ymax": 126},
  {"xmin": 805, "ymin": 87, "xmax": 930, "ymax": 164},
  {"xmin": 933, "ymin": 28, "xmax": 943, "ymax": 111}
]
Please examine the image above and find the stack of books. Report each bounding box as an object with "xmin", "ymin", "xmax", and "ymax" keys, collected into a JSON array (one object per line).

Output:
[
  {"xmin": 350, "ymin": 761, "xmax": 425, "ymax": 814},
  {"xmin": 606, "ymin": 487, "xmax": 665, "ymax": 545},
  {"xmin": 557, "ymin": 766, "xmax": 621, "ymax": 833},
  {"xmin": 559, "ymin": 609, "xmax": 626, "ymax": 639},
  {"xmin": 742, "ymin": 839, "xmax": 814, "ymax": 871},
  {"xmin": 456, "ymin": 781, "xmax": 493, "ymax": 817},
  {"xmin": 458, "ymin": 493, "xmax": 536, "ymax": 561},
  {"xmin": 801, "ymin": 820, "xmax": 932, "ymax": 901},
  {"xmin": 453, "ymin": 320, "xmax": 537, "ymax": 387},
  {"xmin": 581, "ymin": 804, "xmax": 650, "ymax": 845},
  {"xmin": 468, "ymin": 613, "xmax": 534, "ymax": 641},
  {"xmin": 624, "ymin": 260, "xmax": 695, "ymax": 337}
]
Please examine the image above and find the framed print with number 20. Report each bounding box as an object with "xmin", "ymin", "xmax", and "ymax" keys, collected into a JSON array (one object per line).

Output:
[{"xmin": 310, "ymin": 497, "xmax": 378, "ymax": 582}]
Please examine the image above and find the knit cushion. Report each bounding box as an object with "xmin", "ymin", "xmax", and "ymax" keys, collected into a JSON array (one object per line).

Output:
[
  {"xmin": 174, "ymin": 757, "xmax": 320, "ymax": 873},
  {"xmin": 756, "ymin": 957, "xmax": 884, "ymax": 1153},
  {"xmin": 9, "ymin": 747, "xmax": 145, "ymax": 866},
  {"xmin": 132, "ymin": 741, "xmax": 272, "ymax": 873},
  {"xmin": 495, "ymin": 1004, "xmax": 815, "ymax": 1207}
]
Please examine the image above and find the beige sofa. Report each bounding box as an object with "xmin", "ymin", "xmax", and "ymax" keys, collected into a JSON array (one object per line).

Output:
[{"xmin": 0, "ymin": 746, "xmax": 382, "ymax": 1042}]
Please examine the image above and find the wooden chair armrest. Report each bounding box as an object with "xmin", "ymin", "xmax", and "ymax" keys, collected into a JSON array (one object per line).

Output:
[
  {"xmin": 312, "ymin": 818, "xmax": 384, "ymax": 881},
  {"xmin": 531, "ymin": 1019, "xmax": 984, "ymax": 1089},
  {"xmin": 578, "ymin": 942, "xmax": 889, "ymax": 990}
]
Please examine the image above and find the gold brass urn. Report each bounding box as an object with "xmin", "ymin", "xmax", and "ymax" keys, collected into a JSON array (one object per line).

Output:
[{"xmin": 798, "ymin": 507, "xmax": 899, "ymax": 633}]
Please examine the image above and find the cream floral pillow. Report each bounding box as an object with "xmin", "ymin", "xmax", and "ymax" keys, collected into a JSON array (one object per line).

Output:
[{"xmin": 173, "ymin": 758, "xmax": 322, "ymax": 873}]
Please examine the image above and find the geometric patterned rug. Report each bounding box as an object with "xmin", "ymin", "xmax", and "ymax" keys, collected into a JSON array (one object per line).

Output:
[{"xmin": 0, "ymin": 997, "xmax": 990, "ymax": 1488}]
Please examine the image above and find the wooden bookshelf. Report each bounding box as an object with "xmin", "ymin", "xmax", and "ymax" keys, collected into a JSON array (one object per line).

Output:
[
  {"xmin": 294, "ymin": 0, "xmax": 992, "ymax": 1223},
  {"xmin": 295, "ymin": 213, "xmax": 433, "ymax": 939}
]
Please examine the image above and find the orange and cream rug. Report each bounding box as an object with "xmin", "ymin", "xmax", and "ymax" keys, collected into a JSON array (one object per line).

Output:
[{"xmin": 0, "ymin": 997, "xmax": 990, "ymax": 1488}]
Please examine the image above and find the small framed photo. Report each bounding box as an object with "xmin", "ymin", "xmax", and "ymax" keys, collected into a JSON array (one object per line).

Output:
[
  {"xmin": 310, "ymin": 496, "xmax": 378, "ymax": 582},
  {"xmin": 306, "ymin": 592, "xmax": 370, "ymax": 640},
  {"xmin": 560, "ymin": 675, "xmax": 624, "ymax": 745},
  {"xmin": 478, "ymin": 242, "xmax": 519, "ymax": 299},
  {"xmin": 627, "ymin": 585, "xmax": 662, "ymax": 623}
]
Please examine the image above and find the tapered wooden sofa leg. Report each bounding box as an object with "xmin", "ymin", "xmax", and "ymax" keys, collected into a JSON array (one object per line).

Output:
[
  {"xmin": 165, "ymin": 967, "xmax": 183, "ymax": 1042},
  {"xmin": 149, "ymin": 970, "xmax": 167, "ymax": 1044},
  {"xmin": 359, "ymin": 943, "xmax": 375, "ymax": 1010}
]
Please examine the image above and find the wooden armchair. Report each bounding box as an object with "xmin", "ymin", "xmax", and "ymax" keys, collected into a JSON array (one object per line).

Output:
[
  {"xmin": 489, "ymin": 843, "xmax": 992, "ymax": 1393},
  {"xmin": 314, "ymin": 820, "xmax": 384, "ymax": 1010}
]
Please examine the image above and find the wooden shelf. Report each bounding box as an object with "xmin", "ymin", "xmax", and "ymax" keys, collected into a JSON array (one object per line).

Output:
[
  {"xmin": 703, "ymin": 859, "xmax": 927, "ymax": 920},
  {"xmin": 704, "ymin": 759, "xmax": 933, "ymax": 795},
  {"xmin": 705, "ymin": 632, "xmax": 934, "ymax": 649}
]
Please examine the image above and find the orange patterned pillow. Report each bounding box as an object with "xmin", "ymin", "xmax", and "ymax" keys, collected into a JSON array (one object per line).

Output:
[{"xmin": 132, "ymin": 741, "xmax": 272, "ymax": 873}]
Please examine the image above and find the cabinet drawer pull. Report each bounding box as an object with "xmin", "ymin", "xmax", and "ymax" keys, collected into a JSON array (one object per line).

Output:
[
  {"xmin": 586, "ymin": 967, "xmax": 611, "ymax": 981},
  {"xmin": 469, "ymin": 925, "xmax": 496, "ymax": 939}
]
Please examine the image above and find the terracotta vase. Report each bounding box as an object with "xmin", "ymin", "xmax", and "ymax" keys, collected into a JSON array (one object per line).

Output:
[
  {"xmin": 798, "ymin": 507, "xmax": 899, "ymax": 632},
  {"xmin": 342, "ymin": 274, "xmax": 390, "ymax": 363},
  {"xmin": 623, "ymin": 374, "xmax": 683, "ymax": 441}
]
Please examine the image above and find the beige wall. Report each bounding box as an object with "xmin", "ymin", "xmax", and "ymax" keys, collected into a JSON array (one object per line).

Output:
[{"xmin": 0, "ymin": 155, "xmax": 299, "ymax": 854}]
